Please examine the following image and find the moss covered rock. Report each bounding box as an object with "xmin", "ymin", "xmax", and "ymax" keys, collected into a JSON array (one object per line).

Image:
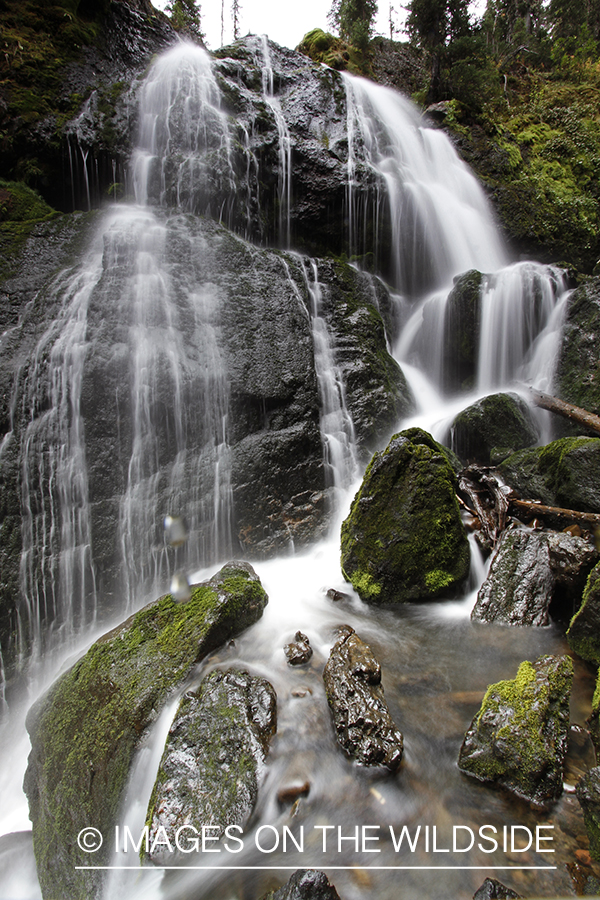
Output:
[
  {"xmin": 576, "ymin": 767, "xmax": 600, "ymax": 863},
  {"xmin": 567, "ymin": 560, "xmax": 600, "ymax": 664},
  {"xmin": 323, "ymin": 627, "xmax": 403, "ymax": 770},
  {"xmin": 451, "ymin": 392, "xmax": 539, "ymax": 464},
  {"xmin": 472, "ymin": 525, "xmax": 598, "ymax": 626},
  {"xmin": 145, "ymin": 667, "xmax": 276, "ymax": 865},
  {"xmin": 458, "ymin": 655, "xmax": 573, "ymax": 808},
  {"xmin": 555, "ymin": 279, "xmax": 600, "ymax": 422},
  {"xmin": 23, "ymin": 561, "xmax": 268, "ymax": 900},
  {"xmin": 443, "ymin": 269, "xmax": 483, "ymax": 393},
  {"xmin": 340, "ymin": 427, "xmax": 470, "ymax": 604},
  {"xmin": 499, "ymin": 436, "xmax": 600, "ymax": 512}
]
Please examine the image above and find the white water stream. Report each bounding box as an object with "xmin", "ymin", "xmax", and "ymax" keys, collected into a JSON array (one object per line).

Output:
[{"xmin": 0, "ymin": 39, "xmax": 582, "ymax": 900}]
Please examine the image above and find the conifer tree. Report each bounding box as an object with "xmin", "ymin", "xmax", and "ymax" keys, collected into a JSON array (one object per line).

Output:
[{"xmin": 329, "ymin": 0, "xmax": 378, "ymax": 52}]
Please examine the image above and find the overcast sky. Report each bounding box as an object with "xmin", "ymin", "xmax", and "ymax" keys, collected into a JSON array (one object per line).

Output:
[{"xmin": 151, "ymin": 0, "xmax": 407, "ymax": 50}]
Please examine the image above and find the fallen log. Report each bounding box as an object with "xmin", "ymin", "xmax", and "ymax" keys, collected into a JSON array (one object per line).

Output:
[
  {"xmin": 528, "ymin": 388, "xmax": 600, "ymax": 437},
  {"xmin": 510, "ymin": 498, "xmax": 600, "ymax": 529}
]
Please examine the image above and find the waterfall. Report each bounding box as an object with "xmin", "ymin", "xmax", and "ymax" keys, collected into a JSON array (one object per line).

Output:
[{"xmin": 0, "ymin": 35, "xmax": 579, "ymax": 900}]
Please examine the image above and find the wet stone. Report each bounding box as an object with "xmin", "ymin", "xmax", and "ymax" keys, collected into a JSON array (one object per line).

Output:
[
  {"xmin": 326, "ymin": 588, "xmax": 350, "ymax": 602},
  {"xmin": 473, "ymin": 877, "xmax": 522, "ymax": 899},
  {"xmin": 261, "ymin": 869, "xmax": 342, "ymax": 900},
  {"xmin": 284, "ymin": 631, "xmax": 313, "ymax": 666}
]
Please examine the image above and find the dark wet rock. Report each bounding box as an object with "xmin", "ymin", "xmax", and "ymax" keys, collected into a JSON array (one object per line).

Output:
[
  {"xmin": 451, "ymin": 392, "xmax": 539, "ymax": 464},
  {"xmin": 284, "ymin": 631, "xmax": 313, "ymax": 666},
  {"xmin": 499, "ymin": 436, "xmax": 600, "ymax": 513},
  {"xmin": 442, "ymin": 269, "xmax": 483, "ymax": 393},
  {"xmin": 576, "ymin": 767, "xmax": 600, "ymax": 862},
  {"xmin": 458, "ymin": 654, "xmax": 573, "ymax": 808},
  {"xmin": 567, "ymin": 561, "xmax": 600, "ymax": 663},
  {"xmin": 340, "ymin": 427, "xmax": 470, "ymax": 604},
  {"xmin": 262, "ymin": 869, "xmax": 342, "ymax": 900},
  {"xmin": 326, "ymin": 588, "xmax": 350, "ymax": 602},
  {"xmin": 145, "ymin": 667, "xmax": 276, "ymax": 865},
  {"xmin": 473, "ymin": 877, "xmax": 522, "ymax": 899},
  {"xmin": 472, "ymin": 525, "xmax": 598, "ymax": 626},
  {"xmin": 277, "ymin": 779, "xmax": 311, "ymax": 805},
  {"xmin": 555, "ymin": 279, "xmax": 600, "ymax": 427},
  {"xmin": 23, "ymin": 562, "xmax": 267, "ymax": 900},
  {"xmin": 323, "ymin": 628, "xmax": 403, "ymax": 770}
]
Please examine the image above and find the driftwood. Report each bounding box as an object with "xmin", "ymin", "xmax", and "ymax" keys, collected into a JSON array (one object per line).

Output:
[
  {"xmin": 458, "ymin": 466, "xmax": 511, "ymax": 546},
  {"xmin": 528, "ymin": 388, "xmax": 600, "ymax": 438},
  {"xmin": 510, "ymin": 498, "xmax": 600, "ymax": 529}
]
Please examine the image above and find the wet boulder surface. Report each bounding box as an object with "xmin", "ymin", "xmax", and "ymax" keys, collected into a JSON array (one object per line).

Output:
[
  {"xmin": 458, "ymin": 654, "xmax": 573, "ymax": 808},
  {"xmin": 340, "ymin": 427, "xmax": 470, "ymax": 604},
  {"xmin": 145, "ymin": 668, "xmax": 277, "ymax": 865},
  {"xmin": 576, "ymin": 767, "xmax": 600, "ymax": 863},
  {"xmin": 567, "ymin": 560, "xmax": 600, "ymax": 663},
  {"xmin": 23, "ymin": 562, "xmax": 268, "ymax": 900},
  {"xmin": 472, "ymin": 525, "xmax": 599, "ymax": 626},
  {"xmin": 442, "ymin": 268, "xmax": 483, "ymax": 393},
  {"xmin": 323, "ymin": 626, "xmax": 403, "ymax": 770},
  {"xmin": 473, "ymin": 878, "xmax": 522, "ymax": 899},
  {"xmin": 554, "ymin": 278, "xmax": 600, "ymax": 425},
  {"xmin": 261, "ymin": 869, "xmax": 342, "ymax": 900},
  {"xmin": 451, "ymin": 392, "xmax": 539, "ymax": 465}
]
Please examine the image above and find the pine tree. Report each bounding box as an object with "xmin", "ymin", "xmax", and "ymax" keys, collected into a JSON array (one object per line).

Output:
[
  {"xmin": 166, "ymin": 0, "xmax": 203, "ymax": 39},
  {"xmin": 232, "ymin": 0, "xmax": 241, "ymax": 39},
  {"xmin": 328, "ymin": 0, "xmax": 378, "ymax": 52}
]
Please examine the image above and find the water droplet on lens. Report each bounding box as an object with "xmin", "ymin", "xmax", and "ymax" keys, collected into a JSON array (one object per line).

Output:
[
  {"xmin": 163, "ymin": 515, "xmax": 187, "ymax": 547},
  {"xmin": 170, "ymin": 571, "xmax": 191, "ymax": 602}
]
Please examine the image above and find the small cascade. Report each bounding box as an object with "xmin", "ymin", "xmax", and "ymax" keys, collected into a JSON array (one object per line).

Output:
[
  {"xmin": 342, "ymin": 74, "xmax": 507, "ymax": 294},
  {"xmin": 259, "ymin": 35, "xmax": 292, "ymax": 246}
]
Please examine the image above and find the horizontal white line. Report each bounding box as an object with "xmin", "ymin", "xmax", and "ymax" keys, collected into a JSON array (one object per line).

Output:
[{"xmin": 75, "ymin": 865, "xmax": 558, "ymax": 871}]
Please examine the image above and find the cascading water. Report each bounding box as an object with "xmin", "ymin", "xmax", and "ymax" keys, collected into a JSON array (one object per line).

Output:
[{"xmin": 0, "ymin": 35, "xmax": 585, "ymax": 900}]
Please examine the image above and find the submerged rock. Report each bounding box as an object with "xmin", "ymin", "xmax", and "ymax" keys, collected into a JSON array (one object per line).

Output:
[
  {"xmin": 340, "ymin": 427, "xmax": 470, "ymax": 604},
  {"xmin": 472, "ymin": 525, "xmax": 598, "ymax": 626},
  {"xmin": 323, "ymin": 627, "xmax": 403, "ymax": 770},
  {"xmin": 567, "ymin": 561, "xmax": 600, "ymax": 664},
  {"xmin": 576, "ymin": 767, "xmax": 600, "ymax": 863},
  {"xmin": 458, "ymin": 655, "xmax": 573, "ymax": 808},
  {"xmin": 473, "ymin": 878, "xmax": 522, "ymax": 899},
  {"xmin": 499, "ymin": 436, "xmax": 600, "ymax": 513},
  {"xmin": 145, "ymin": 668, "xmax": 276, "ymax": 865},
  {"xmin": 451, "ymin": 392, "xmax": 539, "ymax": 464},
  {"xmin": 23, "ymin": 562, "xmax": 267, "ymax": 900},
  {"xmin": 261, "ymin": 869, "xmax": 342, "ymax": 900},
  {"xmin": 555, "ymin": 278, "xmax": 600, "ymax": 424}
]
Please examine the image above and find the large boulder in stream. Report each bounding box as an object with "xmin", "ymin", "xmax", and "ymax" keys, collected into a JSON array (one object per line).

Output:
[
  {"xmin": 499, "ymin": 436, "xmax": 600, "ymax": 512},
  {"xmin": 323, "ymin": 626, "xmax": 404, "ymax": 770},
  {"xmin": 340, "ymin": 427, "xmax": 470, "ymax": 604},
  {"xmin": 555, "ymin": 279, "xmax": 600, "ymax": 425},
  {"xmin": 471, "ymin": 525, "xmax": 598, "ymax": 626},
  {"xmin": 458, "ymin": 654, "xmax": 573, "ymax": 808},
  {"xmin": 23, "ymin": 561, "xmax": 267, "ymax": 900},
  {"xmin": 576, "ymin": 767, "xmax": 600, "ymax": 863},
  {"xmin": 442, "ymin": 269, "xmax": 483, "ymax": 393},
  {"xmin": 145, "ymin": 668, "xmax": 277, "ymax": 865},
  {"xmin": 567, "ymin": 561, "xmax": 600, "ymax": 663},
  {"xmin": 451, "ymin": 392, "xmax": 539, "ymax": 464}
]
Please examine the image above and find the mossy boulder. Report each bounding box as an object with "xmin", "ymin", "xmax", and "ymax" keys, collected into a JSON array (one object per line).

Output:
[
  {"xmin": 555, "ymin": 279, "xmax": 600, "ymax": 425},
  {"xmin": 451, "ymin": 392, "xmax": 539, "ymax": 464},
  {"xmin": 340, "ymin": 427, "xmax": 470, "ymax": 604},
  {"xmin": 443, "ymin": 269, "xmax": 483, "ymax": 394},
  {"xmin": 145, "ymin": 667, "xmax": 276, "ymax": 865},
  {"xmin": 261, "ymin": 869, "xmax": 342, "ymax": 900},
  {"xmin": 323, "ymin": 627, "xmax": 403, "ymax": 770},
  {"xmin": 499, "ymin": 436, "xmax": 600, "ymax": 513},
  {"xmin": 23, "ymin": 562, "xmax": 268, "ymax": 900},
  {"xmin": 576, "ymin": 767, "xmax": 600, "ymax": 863},
  {"xmin": 458, "ymin": 654, "xmax": 573, "ymax": 808},
  {"xmin": 472, "ymin": 526, "xmax": 598, "ymax": 626},
  {"xmin": 567, "ymin": 561, "xmax": 600, "ymax": 665}
]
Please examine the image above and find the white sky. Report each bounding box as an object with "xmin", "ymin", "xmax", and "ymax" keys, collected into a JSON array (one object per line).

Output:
[{"xmin": 152, "ymin": 1, "xmax": 487, "ymax": 52}]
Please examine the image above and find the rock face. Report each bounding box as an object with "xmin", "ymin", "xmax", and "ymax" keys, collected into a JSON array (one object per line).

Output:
[
  {"xmin": 576, "ymin": 767, "xmax": 600, "ymax": 862},
  {"xmin": 145, "ymin": 668, "xmax": 276, "ymax": 865},
  {"xmin": 262, "ymin": 869, "xmax": 342, "ymax": 900},
  {"xmin": 23, "ymin": 562, "xmax": 267, "ymax": 900},
  {"xmin": 451, "ymin": 392, "xmax": 538, "ymax": 464},
  {"xmin": 458, "ymin": 655, "xmax": 573, "ymax": 808},
  {"xmin": 442, "ymin": 269, "xmax": 483, "ymax": 393},
  {"xmin": 472, "ymin": 526, "xmax": 599, "ymax": 626},
  {"xmin": 555, "ymin": 279, "xmax": 600, "ymax": 423},
  {"xmin": 567, "ymin": 561, "xmax": 600, "ymax": 663},
  {"xmin": 500, "ymin": 436, "xmax": 600, "ymax": 513},
  {"xmin": 323, "ymin": 627, "xmax": 403, "ymax": 770},
  {"xmin": 340, "ymin": 427, "xmax": 470, "ymax": 604}
]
